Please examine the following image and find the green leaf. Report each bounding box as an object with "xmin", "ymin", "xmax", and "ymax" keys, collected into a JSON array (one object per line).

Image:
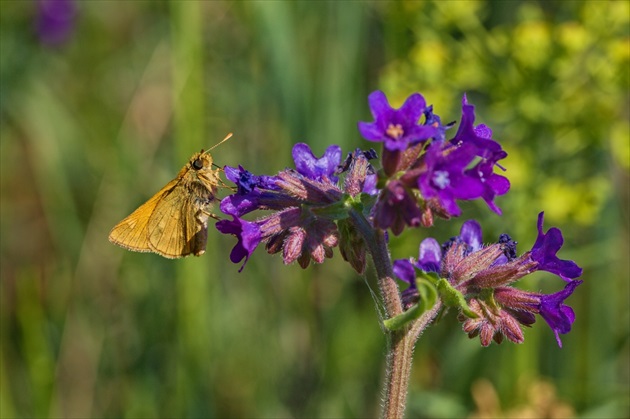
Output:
[
  {"xmin": 383, "ymin": 276, "xmax": 438, "ymax": 331},
  {"xmin": 436, "ymin": 279, "xmax": 478, "ymax": 319}
]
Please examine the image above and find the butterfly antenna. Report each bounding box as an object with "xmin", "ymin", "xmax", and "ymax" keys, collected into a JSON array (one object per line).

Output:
[{"xmin": 206, "ymin": 132, "xmax": 233, "ymax": 153}]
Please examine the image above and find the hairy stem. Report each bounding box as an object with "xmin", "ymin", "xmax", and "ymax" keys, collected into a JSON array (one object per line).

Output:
[
  {"xmin": 370, "ymin": 229, "xmax": 404, "ymax": 318},
  {"xmin": 349, "ymin": 209, "xmax": 441, "ymax": 418},
  {"xmin": 348, "ymin": 209, "xmax": 402, "ymax": 317},
  {"xmin": 382, "ymin": 329, "xmax": 413, "ymax": 419}
]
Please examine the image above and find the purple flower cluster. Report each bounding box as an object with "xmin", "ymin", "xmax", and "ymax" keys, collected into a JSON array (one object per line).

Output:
[
  {"xmin": 393, "ymin": 212, "xmax": 582, "ymax": 347},
  {"xmin": 360, "ymin": 91, "xmax": 510, "ymax": 234},
  {"xmin": 216, "ymin": 90, "xmax": 583, "ymax": 347},
  {"xmin": 216, "ymin": 144, "xmax": 375, "ymax": 272}
]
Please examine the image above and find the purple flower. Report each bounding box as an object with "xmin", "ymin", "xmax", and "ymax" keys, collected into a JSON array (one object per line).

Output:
[
  {"xmin": 372, "ymin": 180, "xmax": 423, "ymax": 236},
  {"xmin": 394, "ymin": 214, "xmax": 583, "ymax": 346},
  {"xmin": 224, "ymin": 165, "xmax": 278, "ymax": 195},
  {"xmin": 392, "ymin": 258, "xmax": 420, "ymax": 308},
  {"xmin": 356, "ymin": 91, "xmax": 511, "ymax": 230},
  {"xmin": 451, "ymin": 95, "xmax": 506, "ymax": 161},
  {"xmin": 393, "ymin": 259, "xmax": 417, "ymax": 285},
  {"xmin": 458, "ymin": 219, "xmax": 483, "ymax": 253},
  {"xmin": 493, "ymin": 279, "xmax": 582, "ymax": 347},
  {"xmin": 358, "ymin": 91, "xmax": 439, "ymax": 151},
  {"xmin": 392, "ymin": 237, "xmax": 443, "ymax": 308},
  {"xmin": 465, "ymin": 160, "xmax": 511, "ymax": 215},
  {"xmin": 388, "ymin": 95, "xmax": 511, "ymax": 220},
  {"xmin": 418, "ymin": 238, "xmax": 443, "ymax": 273},
  {"xmin": 292, "ymin": 143, "xmax": 342, "ymax": 182},
  {"xmin": 215, "ymin": 216, "xmax": 262, "ymax": 272},
  {"xmin": 36, "ymin": 0, "xmax": 77, "ymax": 46},
  {"xmin": 530, "ymin": 212, "xmax": 583, "ymax": 281},
  {"xmin": 220, "ymin": 166, "xmax": 284, "ymax": 217},
  {"xmin": 538, "ymin": 280, "xmax": 582, "ymax": 347},
  {"xmin": 450, "ymin": 95, "xmax": 510, "ymax": 214},
  {"xmin": 417, "ymin": 142, "xmax": 485, "ymax": 216}
]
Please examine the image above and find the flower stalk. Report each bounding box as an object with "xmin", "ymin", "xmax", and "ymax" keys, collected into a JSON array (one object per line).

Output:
[
  {"xmin": 382, "ymin": 301, "xmax": 444, "ymax": 419},
  {"xmin": 354, "ymin": 213, "xmax": 412, "ymax": 418},
  {"xmin": 348, "ymin": 208, "xmax": 402, "ymax": 318},
  {"xmin": 351, "ymin": 204, "xmax": 446, "ymax": 419}
]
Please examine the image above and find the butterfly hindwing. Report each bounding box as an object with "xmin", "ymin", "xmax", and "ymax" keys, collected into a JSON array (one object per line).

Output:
[{"xmin": 146, "ymin": 181, "xmax": 210, "ymax": 258}]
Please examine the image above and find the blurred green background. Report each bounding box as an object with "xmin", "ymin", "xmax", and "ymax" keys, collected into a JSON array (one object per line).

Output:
[{"xmin": 1, "ymin": 1, "xmax": 628, "ymax": 418}]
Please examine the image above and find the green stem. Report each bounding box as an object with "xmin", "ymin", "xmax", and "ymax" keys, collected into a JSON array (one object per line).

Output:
[{"xmin": 349, "ymin": 209, "xmax": 442, "ymax": 418}]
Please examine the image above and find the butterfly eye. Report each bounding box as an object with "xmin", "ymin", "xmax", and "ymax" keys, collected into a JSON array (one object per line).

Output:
[{"xmin": 192, "ymin": 159, "xmax": 204, "ymax": 170}]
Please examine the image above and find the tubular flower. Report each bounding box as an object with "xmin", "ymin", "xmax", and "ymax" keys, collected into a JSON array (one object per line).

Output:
[
  {"xmin": 217, "ymin": 143, "xmax": 376, "ymax": 272},
  {"xmin": 530, "ymin": 212, "xmax": 583, "ymax": 281},
  {"xmin": 451, "ymin": 95, "xmax": 510, "ymax": 214},
  {"xmin": 392, "ymin": 212, "xmax": 583, "ymax": 347},
  {"xmin": 215, "ymin": 215, "xmax": 262, "ymax": 272}
]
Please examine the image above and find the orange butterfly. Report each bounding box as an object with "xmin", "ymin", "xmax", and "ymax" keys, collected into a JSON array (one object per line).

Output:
[{"xmin": 108, "ymin": 134, "xmax": 232, "ymax": 258}]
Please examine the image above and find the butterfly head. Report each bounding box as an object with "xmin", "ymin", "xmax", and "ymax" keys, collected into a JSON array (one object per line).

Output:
[
  {"xmin": 186, "ymin": 151, "xmax": 220, "ymax": 191},
  {"xmin": 191, "ymin": 150, "xmax": 213, "ymax": 170}
]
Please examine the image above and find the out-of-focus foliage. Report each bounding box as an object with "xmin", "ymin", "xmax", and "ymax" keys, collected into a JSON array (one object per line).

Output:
[{"xmin": 1, "ymin": 1, "xmax": 627, "ymax": 418}]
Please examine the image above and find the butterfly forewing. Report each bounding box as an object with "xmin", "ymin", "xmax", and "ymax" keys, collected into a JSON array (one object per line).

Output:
[{"xmin": 108, "ymin": 179, "xmax": 179, "ymax": 252}]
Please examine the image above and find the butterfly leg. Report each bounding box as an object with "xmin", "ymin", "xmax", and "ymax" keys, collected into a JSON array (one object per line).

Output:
[{"xmin": 201, "ymin": 208, "xmax": 222, "ymax": 221}]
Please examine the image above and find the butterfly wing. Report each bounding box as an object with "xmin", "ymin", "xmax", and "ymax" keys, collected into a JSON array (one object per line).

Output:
[
  {"xmin": 146, "ymin": 183, "xmax": 211, "ymax": 258},
  {"xmin": 108, "ymin": 178, "xmax": 179, "ymax": 253},
  {"xmin": 181, "ymin": 196, "xmax": 210, "ymax": 257}
]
